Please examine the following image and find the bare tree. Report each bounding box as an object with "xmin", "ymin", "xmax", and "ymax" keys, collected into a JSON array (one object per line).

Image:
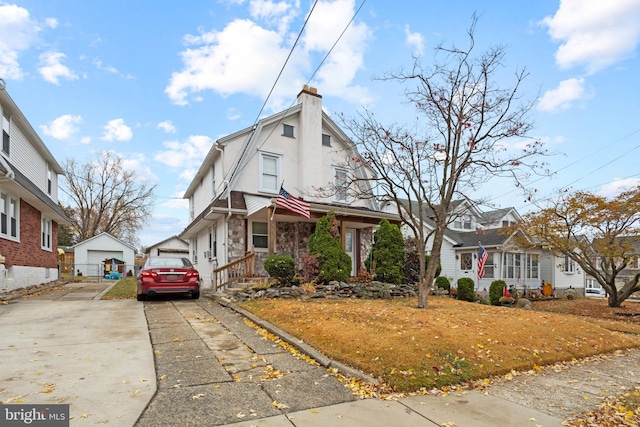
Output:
[
  {"xmin": 61, "ymin": 151, "xmax": 156, "ymax": 246},
  {"xmin": 337, "ymin": 17, "xmax": 550, "ymax": 308}
]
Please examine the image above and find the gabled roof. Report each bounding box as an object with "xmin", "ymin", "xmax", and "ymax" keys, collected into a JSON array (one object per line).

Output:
[
  {"xmin": 72, "ymin": 232, "xmax": 137, "ymax": 251},
  {"xmin": 480, "ymin": 207, "xmax": 521, "ymax": 225},
  {"xmin": 0, "ymin": 89, "xmax": 63, "ymax": 174},
  {"xmin": 454, "ymin": 227, "xmax": 515, "ymax": 249}
]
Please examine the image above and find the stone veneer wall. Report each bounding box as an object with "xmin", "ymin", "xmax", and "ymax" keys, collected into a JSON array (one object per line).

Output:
[{"xmin": 227, "ymin": 215, "xmax": 246, "ymax": 261}]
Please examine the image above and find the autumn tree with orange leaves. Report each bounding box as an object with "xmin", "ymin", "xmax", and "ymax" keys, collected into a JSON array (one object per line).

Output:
[
  {"xmin": 519, "ymin": 188, "xmax": 640, "ymax": 307},
  {"xmin": 334, "ymin": 16, "xmax": 550, "ymax": 309}
]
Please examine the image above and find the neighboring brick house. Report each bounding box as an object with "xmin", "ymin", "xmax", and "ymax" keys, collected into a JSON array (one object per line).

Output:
[
  {"xmin": 0, "ymin": 88, "xmax": 69, "ymax": 291},
  {"xmin": 181, "ymin": 86, "xmax": 400, "ymax": 290}
]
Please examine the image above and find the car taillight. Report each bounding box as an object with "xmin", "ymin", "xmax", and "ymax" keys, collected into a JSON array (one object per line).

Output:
[
  {"xmin": 140, "ymin": 271, "xmax": 159, "ymax": 279},
  {"xmin": 184, "ymin": 271, "xmax": 199, "ymax": 279}
]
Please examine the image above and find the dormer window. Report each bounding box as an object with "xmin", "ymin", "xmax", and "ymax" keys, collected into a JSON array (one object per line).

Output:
[{"xmin": 283, "ymin": 124, "xmax": 294, "ymax": 138}]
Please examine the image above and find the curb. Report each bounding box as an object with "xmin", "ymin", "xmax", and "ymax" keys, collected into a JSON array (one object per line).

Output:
[{"xmin": 212, "ymin": 294, "xmax": 380, "ymax": 386}]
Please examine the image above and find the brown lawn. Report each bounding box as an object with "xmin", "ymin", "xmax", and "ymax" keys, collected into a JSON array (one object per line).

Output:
[{"xmin": 240, "ymin": 296, "xmax": 640, "ymax": 392}]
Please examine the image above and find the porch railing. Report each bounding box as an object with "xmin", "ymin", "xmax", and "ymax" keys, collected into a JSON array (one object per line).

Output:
[{"xmin": 213, "ymin": 249, "xmax": 255, "ymax": 292}]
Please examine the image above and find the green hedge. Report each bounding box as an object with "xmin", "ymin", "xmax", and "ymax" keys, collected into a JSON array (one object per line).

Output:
[{"xmin": 456, "ymin": 277, "xmax": 476, "ymax": 302}]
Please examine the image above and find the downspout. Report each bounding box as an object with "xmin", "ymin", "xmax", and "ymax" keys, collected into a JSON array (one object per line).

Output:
[{"xmin": 214, "ymin": 143, "xmax": 229, "ymax": 268}]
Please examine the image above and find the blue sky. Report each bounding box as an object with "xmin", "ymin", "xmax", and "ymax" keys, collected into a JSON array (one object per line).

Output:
[{"xmin": 1, "ymin": 0, "xmax": 639, "ymax": 248}]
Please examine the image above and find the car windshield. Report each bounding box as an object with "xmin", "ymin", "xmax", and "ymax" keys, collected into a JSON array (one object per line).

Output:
[{"xmin": 147, "ymin": 257, "xmax": 191, "ymax": 268}]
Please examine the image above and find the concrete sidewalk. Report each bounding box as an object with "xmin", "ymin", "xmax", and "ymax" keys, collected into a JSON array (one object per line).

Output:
[{"xmin": 0, "ymin": 288, "xmax": 155, "ymax": 426}]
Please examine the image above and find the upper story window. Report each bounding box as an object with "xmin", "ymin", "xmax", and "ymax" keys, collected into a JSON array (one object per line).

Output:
[
  {"xmin": 41, "ymin": 216, "xmax": 52, "ymax": 250},
  {"xmin": 259, "ymin": 152, "xmax": 280, "ymax": 193},
  {"xmin": 334, "ymin": 167, "xmax": 348, "ymax": 202},
  {"xmin": 283, "ymin": 124, "xmax": 294, "ymax": 138},
  {"xmin": 0, "ymin": 191, "xmax": 19, "ymax": 240},
  {"xmin": 2, "ymin": 109, "xmax": 10, "ymax": 156},
  {"xmin": 563, "ymin": 255, "xmax": 575, "ymax": 273},
  {"xmin": 322, "ymin": 134, "xmax": 331, "ymax": 146},
  {"xmin": 454, "ymin": 216, "xmax": 472, "ymax": 229},
  {"xmin": 502, "ymin": 220, "xmax": 512, "ymax": 227},
  {"xmin": 211, "ymin": 164, "xmax": 216, "ymax": 199},
  {"xmin": 46, "ymin": 163, "xmax": 52, "ymax": 196},
  {"xmin": 189, "ymin": 195, "xmax": 194, "ymax": 220}
]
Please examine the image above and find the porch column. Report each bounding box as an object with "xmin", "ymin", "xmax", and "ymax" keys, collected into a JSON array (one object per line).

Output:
[{"xmin": 268, "ymin": 207, "xmax": 276, "ymax": 256}]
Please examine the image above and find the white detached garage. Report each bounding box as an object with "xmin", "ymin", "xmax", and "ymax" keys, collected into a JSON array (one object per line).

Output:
[{"xmin": 73, "ymin": 233, "xmax": 136, "ymax": 277}]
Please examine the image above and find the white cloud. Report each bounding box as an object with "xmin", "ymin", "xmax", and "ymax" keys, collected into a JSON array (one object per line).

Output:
[
  {"xmin": 44, "ymin": 17, "xmax": 58, "ymax": 29},
  {"xmin": 154, "ymin": 135, "xmax": 214, "ymax": 172},
  {"xmin": 166, "ymin": 19, "xmax": 292, "ymax": 106},
  {"xmin": 40, "ymin": 114, "xmax": 82, "ymax": 140},
  {"xmin": 541, "ymin": 0, "xmax": 640, "ymax": 73},
  {"xmin": 0, "ymin": 4, "xmax": 41, "ymax": 80},
  {"xmin": 38, "ymin": 51, "xmax": 78, "ymax": 85},
  {"xmin": 166, "ymin": 0, "xmax": 372, "ymax": 108},
  {"xmin": 121, "ymin": 154, "xmax": 159, "ymax": 183},
  {"xmin": 302, "ymin": 0, "xmax": 373, "ymax": 104},
  {"xmin": 94, "ymin": 59, "xmax": 118, "ymax": 74},
  {"xmin": 101, "ymin": 118, "xmax": 133, "ymax": 141},
  {"xmin": 157, "ymin": 121, "xmax": 177, "ymax": 134},
  {"xmin": 598, "ymin": 177, "xmax": 640, "ymax": 198},
  {"xmin": 404, "ymin": 24, "xmax": 424, "ymax": 57},
  {"xmin": 537, "ymin": 77, "xmax": 590, "ymax": 113}
]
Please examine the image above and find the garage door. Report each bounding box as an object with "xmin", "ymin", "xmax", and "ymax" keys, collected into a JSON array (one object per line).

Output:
[{"xmin": 86, "ymin": 250, "xmax": 124, "ymax": 276}]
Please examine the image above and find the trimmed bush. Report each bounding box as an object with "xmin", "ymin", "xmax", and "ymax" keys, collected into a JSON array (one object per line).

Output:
[
  {"xmin": 308, "ymin": 211, "xmax": 351, "ymax": 283},
  {"xmin": 456, "ymin": 277, "xmax": 476, "ymax": 302},
  {"xmin": 264, "ymin": 255, "xmax": 296, "ymax": 285},
  {"xmin": 489, "ymin": 280, "xmax": 507, "ymax": 306},
  {"xmin": 367, "ymin": 219, "xmax": 404, "ymax": 284},
  {"xmin": 435, "ymin": 276, "xmax": 451, "ymax": 292}
]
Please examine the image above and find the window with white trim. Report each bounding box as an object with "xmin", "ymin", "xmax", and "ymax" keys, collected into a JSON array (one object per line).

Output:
[
  {"xmin": 334, "ymin": 167, "xmax": 348, "ymax": 202},
  {"xmin": 189, "ymin": 195, "xmax": 194, "ymax": 220},
  {"xmin": 503, "ymin": 252, "xmax": 522, "ymax": 279},
  {"xmin": 322, "ymin": 134, "xmax": 331, "ymax": 146},
  {"xmin": 259, "ymin": 152, "xmax": 280, "ymax": 193},
  {"xmin": 192, "ymin": 238, "xmax": 198, "ymax": 263},
  {"xmin": 46, "ymin": 163, "xmax": 52, "ymax": 196},
  {"xmin": 460, "ymin": 253, "xmax": 473, "ymax": 270},
  {"xmin": 252, "ymin": 222, "xmax": 268, "ymax": 250},
  {"xmin": 41, "ymin": 216, "xmax": 52, "ymax": 250},
  {"xmin": 483, "ymin": 252, "xmax": 495, "ymax": 278},
  {"xmin": 208, "ymin": 226, "xmax": 217, "ymax": 258},
  {"xmin": 526, "ymin": 254, "xmax": 539, "ymax": 279},
  {"xmin": 563, "ymin": 255, "xmax": 575, "ymax": 273},
  {"xmin": 2, "ymin": 109, "xmax": 10, "ymax": 156},
  {"xmin": 0, "ymin": 191, "xmax": 18, "ymax": 240},
  {"xmin": 283, "ymin": 124, "xmax": 294, "ymax": 137}
]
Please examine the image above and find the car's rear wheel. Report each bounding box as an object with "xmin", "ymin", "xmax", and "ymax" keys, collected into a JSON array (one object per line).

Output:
[
  {"xmin": 192, "ymin": 291, "xmax": 200, "ymax": 299},
  {"xmin": 137, "ymin": 293, "xmax": 146, "ymax": 301}
]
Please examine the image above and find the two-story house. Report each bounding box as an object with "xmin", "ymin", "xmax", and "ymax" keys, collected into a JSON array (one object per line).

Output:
[
  {"xmin": 0, "ymin": 87, "xmax": 69, "ymax": 291},
  {"xmin": 181, "ymin": 86, "xmax": 400, "ymax": 290}
]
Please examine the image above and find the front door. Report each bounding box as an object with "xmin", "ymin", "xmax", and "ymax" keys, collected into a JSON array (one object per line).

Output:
[{"xmin": 345, "ymin": 228, "xmax": 356, "ymax": 276}]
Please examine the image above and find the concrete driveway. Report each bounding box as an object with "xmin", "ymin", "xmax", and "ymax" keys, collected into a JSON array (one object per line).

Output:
[{"xmin": 0, "ymin": 282, "xmax": 156, "ymax": 426}]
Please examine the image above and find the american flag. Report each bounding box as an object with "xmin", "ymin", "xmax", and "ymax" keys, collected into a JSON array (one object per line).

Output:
[
  {"xmin": 477, "ymin": 244, "xmax": 488, "ymax": 279},
  {"xmin": 277, "ymin": 186, "xmax": 310, "ymax": 218}
]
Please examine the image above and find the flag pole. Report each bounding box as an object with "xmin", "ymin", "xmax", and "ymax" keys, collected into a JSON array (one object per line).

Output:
[{"xmin": 270, "ymin": 180, "xmax": 285, "ymax": 221}]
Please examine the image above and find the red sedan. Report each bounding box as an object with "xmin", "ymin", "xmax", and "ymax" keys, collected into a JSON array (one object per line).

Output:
[{"xmin": 137, "ymin": 256, "xmax": 200, "ymax": 301}]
